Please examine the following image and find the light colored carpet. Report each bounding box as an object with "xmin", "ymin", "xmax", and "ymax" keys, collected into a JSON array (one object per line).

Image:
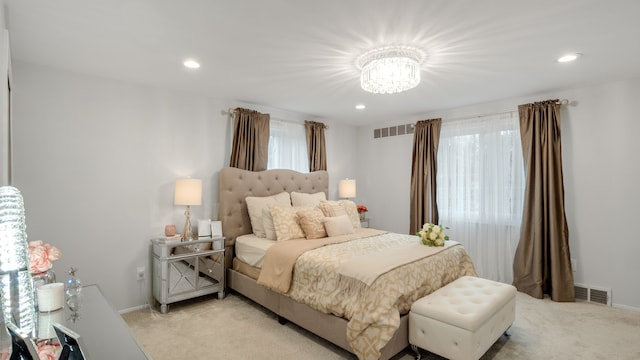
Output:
[{"xmin": 122, "ymin": 291, "xmax": 640, "ymax": 360}]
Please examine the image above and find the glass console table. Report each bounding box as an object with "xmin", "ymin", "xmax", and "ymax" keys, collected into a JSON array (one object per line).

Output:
[{"xmin": 34, "ymin": 284, "xmax": 149, "ymax": 359}]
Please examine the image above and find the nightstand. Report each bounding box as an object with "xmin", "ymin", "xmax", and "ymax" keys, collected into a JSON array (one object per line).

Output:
[
  {"xmin": 360, "ymin": 218, "xmax": 370, "ymax": 228},
  {"xmin": 151, "ymin": 237, "xmax": 225, "ymax": 313}
]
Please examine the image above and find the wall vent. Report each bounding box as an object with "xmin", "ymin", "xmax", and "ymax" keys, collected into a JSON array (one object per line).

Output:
[
  {"xmin": 373, "ymin": 123, "xmax": 415, "ymax": 139},
  {"xmin": 574, "ymin": 284, "xmax": 611, "ymax": 306}
]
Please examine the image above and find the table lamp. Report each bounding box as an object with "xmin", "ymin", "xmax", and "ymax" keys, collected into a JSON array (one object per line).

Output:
[
  {"xmin": 338, "ymin": 178, "xmax": 356, "ymax": 199},
  {"xmin": 174, "ymin": 178, "xmax": 202, "ymax": 241},
  {"xmin": 0, "ymin": 186, "xmax": 36, "ymax": 333}
]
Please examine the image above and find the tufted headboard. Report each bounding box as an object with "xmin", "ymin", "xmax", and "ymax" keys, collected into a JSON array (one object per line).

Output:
[{"xmin": 219, "ymin": 167, "xmax": 328, "ymax": 253}]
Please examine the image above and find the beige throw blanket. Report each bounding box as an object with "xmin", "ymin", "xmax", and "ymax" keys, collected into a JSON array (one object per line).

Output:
[
  {"xmin": 256, "ymin": 228, "xmax": 386, "ymax": 293},
  {"xmin": 337, "ymin": 240, "xmax": 460, "ymax": 294}
]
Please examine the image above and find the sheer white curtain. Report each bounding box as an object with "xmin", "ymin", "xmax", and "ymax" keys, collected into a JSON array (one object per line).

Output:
[
  {"xmin": 437, "ymin": 112, "xmax": 524, "ymax": 284},
  {"xmin": 267, "ymin": 119, "xmax": 309, "ymax": 172}
]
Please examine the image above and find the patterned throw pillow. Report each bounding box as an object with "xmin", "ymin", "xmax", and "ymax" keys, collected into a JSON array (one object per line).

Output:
[
  {"xmin": 296, "ymin": 208, "xmax": 327, "ymax": 239},
  {"xmin": 319, "ymin": 200, "xmax": 347, "ymax": 217},
  {"xmin": 319, "ymin": 200, "xmax": 361, "ymax": 229},
  {"xmin": 338, "ymin": 200, "xmax": 362, "ymax": 229},
  {"xmin": 269, "ymin": 205, "xmax": 306, "ymax": 241}
]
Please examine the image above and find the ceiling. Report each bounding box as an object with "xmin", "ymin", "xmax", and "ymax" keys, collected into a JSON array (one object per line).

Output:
[{"xmin": 4, "ymin": 0, "xmax": 640, "ymax": 125}]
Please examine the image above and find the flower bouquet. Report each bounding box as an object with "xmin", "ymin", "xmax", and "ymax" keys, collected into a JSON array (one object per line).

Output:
[
  {"xmin": 28, "ymin": 240, "xmax": 62, "ymax": 274},
  {"xmin": 356, "ymin": 205, "xmax": 368, "ymax": 220},
  {"xmin": 416, "ymin": 223, "xmax": 449, "ymax": 247}
]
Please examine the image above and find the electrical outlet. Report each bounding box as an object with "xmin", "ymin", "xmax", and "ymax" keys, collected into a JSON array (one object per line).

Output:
[
  {"xmin": 136, "ymin": 266, "xmax": 145, "ymax": 280},
  {"xmin": 571, "ymin": 258, "xmax": 577, "ymax": 273}
]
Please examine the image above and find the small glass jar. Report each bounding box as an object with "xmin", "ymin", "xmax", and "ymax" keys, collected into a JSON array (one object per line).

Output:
[{"xmin": 32, "ymin": 268, "xmax": 56, "ymax": 289}]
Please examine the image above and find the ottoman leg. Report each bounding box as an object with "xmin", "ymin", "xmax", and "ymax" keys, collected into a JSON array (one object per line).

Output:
[{"xmin": 410, "ymin": 344, "xmax": 422, "ymax": 360}]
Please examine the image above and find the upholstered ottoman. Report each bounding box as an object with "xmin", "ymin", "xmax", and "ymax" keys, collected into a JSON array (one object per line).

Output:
[{"xmin": 409, "ymin": 276, "xmax": 516, "ymax": 360}]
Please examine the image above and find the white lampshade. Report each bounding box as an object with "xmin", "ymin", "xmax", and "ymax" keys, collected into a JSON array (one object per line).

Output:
[
  {"xmin": 338, "ymin": 179, "xmax": 356, "ymax": 198},
  {"xmin": 174, "ymin": 178, "xmax": 202, "ymax": 206}
]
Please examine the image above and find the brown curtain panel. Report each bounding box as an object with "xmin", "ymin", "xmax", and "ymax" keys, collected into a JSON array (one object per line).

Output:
[
  {"xmin": 410, "ymin": 118, "xmax": 442, "ymax": 234},
  {"xmin": 229, "ymin": 108, "xmax": 270, "ymax": 171},
  {"xmin": 513, "ymin": 100, "xmax": 574, "ymax": 302},
  {"xmin": 304, "ymin": 120, "xmax": 327, "ymax": 171}
]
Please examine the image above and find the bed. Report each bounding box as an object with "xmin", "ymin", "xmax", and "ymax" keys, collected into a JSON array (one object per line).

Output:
[{"xmin": 217, "ymin": 167, "xmax": 476, "ymax": 360}]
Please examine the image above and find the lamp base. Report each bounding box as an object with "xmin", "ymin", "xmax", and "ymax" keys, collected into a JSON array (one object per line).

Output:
[{"xmin": 180, "ymin": 205, "xmax": 195, "ymax": 241}]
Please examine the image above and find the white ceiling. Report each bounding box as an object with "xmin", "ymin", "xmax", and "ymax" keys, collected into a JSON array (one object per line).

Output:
[{"xmin": 4, "ymin": 0, "xmax": 640, "ymax": 125}]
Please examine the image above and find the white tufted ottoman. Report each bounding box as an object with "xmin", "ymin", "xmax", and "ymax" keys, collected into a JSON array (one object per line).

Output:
[{"xmin": 409, "ymin": 276, "xmax": 516, "ymax": 360}]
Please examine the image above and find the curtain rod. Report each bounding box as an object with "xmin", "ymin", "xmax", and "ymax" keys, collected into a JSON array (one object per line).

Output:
[
  {"xmin": 437, "ymin": 99, "xmax": 569, "ymax": 123},
  {"xmin": 225, "ymin": 108, "xmax": 329, "ymax": 129}
]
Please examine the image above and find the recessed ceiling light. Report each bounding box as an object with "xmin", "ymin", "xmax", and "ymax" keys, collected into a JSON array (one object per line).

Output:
[
  {"xmin": 355, "ymin": 104, "xmax": 366, "ymax": 110},
  {"xmin": 557, "ymin": 53, "xmax": 581, "ymax": 63},
  {"xmin": 183, "ymin": 59, "xmax": 200, "ymax": 69}
]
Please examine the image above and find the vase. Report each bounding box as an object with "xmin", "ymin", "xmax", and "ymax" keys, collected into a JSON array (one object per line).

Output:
[{"xmin": 32, "ymin": 269, "xmax": 56, "ymax": 289}]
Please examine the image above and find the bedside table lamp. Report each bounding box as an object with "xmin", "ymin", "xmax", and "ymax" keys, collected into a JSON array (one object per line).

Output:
[
  {"xmin": 338, "ymin": 178, "xmax": 356, "ymax": 199},
  {"xmin": 174, "ymin": 178, "xmax": 202, "ymax": 241}
]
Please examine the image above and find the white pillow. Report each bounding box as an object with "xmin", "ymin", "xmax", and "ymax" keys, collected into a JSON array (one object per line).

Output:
[
  {"xmin": 324, "ymin": 214, "xmax": 355, "ymax": 237},
  {"xmin": 245, "ymin": 192, "xmax": 291, "ymax": 237},
  {"xmin": 262, "ymin": 207, "xmax": 277, "ymax": 240},
  {"xmin": 291, "ymin": 192, "xmax": 327, "ymax": 207}
]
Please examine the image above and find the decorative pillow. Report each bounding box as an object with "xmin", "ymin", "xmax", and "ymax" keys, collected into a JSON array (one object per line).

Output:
[
  {"xmin": 270, "ymin": 205, "xmax": 306, "ymax": 241},
  {"xmin": 296, "ymin": 208, "xmax": 327, "ymax": 239},
  {"xmin": 245, "ymin": 192, "xmax": 291, "ymax": 238},
  {"xmin": 338, "ymin": 200, "xmax": 362, "ymax": 229},
  {"xmin": 319, "ymin": 200, "xmax": 361, "ymax": 229},
  {"xmin": 262, "ymin": 207, "xmax": 277, "ymax": 240},
  {"xmin": 323, "ymin": 214, "xmax": 355, "ymax": 237},
  {"xmin": 291, "ymin": 192, "xmax": 327, "ymax": 207},
  {"xmin": 319, "ymin": 200, "xmax": 347, "ymax": 217}
]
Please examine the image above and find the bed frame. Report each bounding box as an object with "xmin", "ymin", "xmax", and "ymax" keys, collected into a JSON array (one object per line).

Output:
[{"xmin": 219, "ymin": 167, "xmax": 408, "ymax": 360}]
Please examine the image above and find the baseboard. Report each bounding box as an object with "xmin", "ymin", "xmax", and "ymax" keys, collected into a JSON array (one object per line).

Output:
[
  {"xmin": 612, "ymin": 303, "xmax": 640, "ymax": 312},
  {"xmin": 119, "ymin": 303, "xmax": 149, "ymax": 314}
]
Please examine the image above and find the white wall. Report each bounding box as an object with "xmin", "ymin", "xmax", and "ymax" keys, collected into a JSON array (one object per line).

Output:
[
  {"xmin": 356, "ymin": 78, "xmax": 640, "ymax": 310},
  {"xmin": 11, "ymin": 61, "xmax": 357, "ymax": 310},
  {"xmin": 0, "ymin": 2, "xmax": 11, "ymax": 185}
]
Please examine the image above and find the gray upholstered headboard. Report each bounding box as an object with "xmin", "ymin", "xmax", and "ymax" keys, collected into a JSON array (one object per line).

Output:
[{"xmin": 219, "ymin": 167, "xmax": 328, "ymax": 252}]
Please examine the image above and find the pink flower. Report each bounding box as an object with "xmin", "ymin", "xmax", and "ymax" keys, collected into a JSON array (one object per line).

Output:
[
  {"xmin": 28, "ymin": 241, "xmax": 62, "ymax": 274},
  {"xmin": 36, "ymin": 343, "xmax": 61, "ymax": 360}
]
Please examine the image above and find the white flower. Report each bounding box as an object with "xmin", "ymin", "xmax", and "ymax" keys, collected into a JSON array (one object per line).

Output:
[
  {"xmin": 433, "ymin": 225, "xmax": 441, "ymax": 234},
  {"xmin": 429, "ymin": 232, "xmax": 437, "ymax": 240}
]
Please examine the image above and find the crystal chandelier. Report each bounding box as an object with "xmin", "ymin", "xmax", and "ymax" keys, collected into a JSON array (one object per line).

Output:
[{"xmin": 357, "ymin": 46, "xmax": 425, "ymax": 94}]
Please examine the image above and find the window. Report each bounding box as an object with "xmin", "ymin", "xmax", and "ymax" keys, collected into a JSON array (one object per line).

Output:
[
  {"xmin": 437, "ymin": 112, "xmax": 524, "ymax": 283},
  {"xmin": 267, "ymin": 119, "xmax": 309, "ymax": 172}
]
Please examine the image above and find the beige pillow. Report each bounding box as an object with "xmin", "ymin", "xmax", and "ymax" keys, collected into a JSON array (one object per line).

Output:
[
  {"xmin": 324, "ymin": 214, "xmax": 355, "ymax": 237},
  {"xmin": 296, "ymin": 208, "xmax": 327, "ymax": 239},
  {"xmin": 338, "ymin": 200, "xmax": 362, "ymax": 229},
  {"xmin": 245, "ymin": 192, "xmax": 291, "ymax": 237},
  {"xmin": 319, "ymin": 200, "xmax": 347, "ymax": 217},
  {"xmin": 319, "ymin": 200, "xmax": 361, "ymax": 229},
  {"xmin": 270, "ymin": 205, "xmax": 306, "ymax": 241},
  {"xmin": 262, "ymin": 207, "xmax": 277, "ymax": 240},
  {"xmin": 291, "ymin": 192, "xmax": 327, "ymax": 207}
]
